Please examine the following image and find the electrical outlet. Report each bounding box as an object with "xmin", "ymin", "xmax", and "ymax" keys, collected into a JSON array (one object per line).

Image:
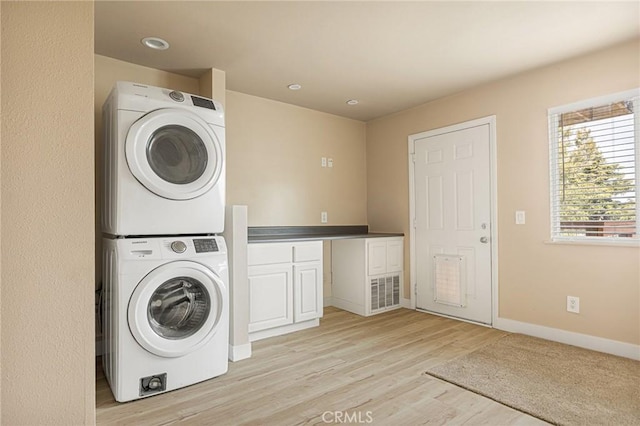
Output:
[
  {"xmin": 321, "ymin": 211, "xmax": 328, "ymax": 223},
  {"xmin": 321, "ymin": 157, "xmax": 327, "ymax": 168},
  {"xmin": 567, "ymin": 296, "xmax": 580, "ymax": 314}
]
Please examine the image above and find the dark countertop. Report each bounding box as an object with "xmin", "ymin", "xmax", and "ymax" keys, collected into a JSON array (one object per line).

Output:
[{"xmin": 247, "ymin": 225, "xmax": 403, "ymax": 243}]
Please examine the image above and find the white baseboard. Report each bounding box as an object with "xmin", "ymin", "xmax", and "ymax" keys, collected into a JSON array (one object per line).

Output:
[
  {"xmin": 331, "ymin": 297, "xmax": 365, "ymax": 316},
  {"xmin": 494, "ymin": 317, "xmax": 640, "ymax": 361},
  {"xmin": 401, "ymin": 298, "xmax": 412, "ymax": 309},
  {"xmin": 323, "ymin": 296, "xmax": 333, "ymax": 307},
  {"xmin": 249, "ymin": 319, "xmax": 320, "ymax": 342},
  {"xmin": 228, "ymin": 343, "xmax": 252, "ymax": 362}
]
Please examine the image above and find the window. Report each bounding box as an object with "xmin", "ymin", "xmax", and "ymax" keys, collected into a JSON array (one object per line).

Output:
[{"xmin": 548, "ymin": 89, "xmax": 639, "ymax": 244}]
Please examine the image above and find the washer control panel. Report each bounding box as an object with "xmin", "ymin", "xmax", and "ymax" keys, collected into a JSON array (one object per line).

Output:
[
  {"xmin": 193, "ymin": 238, "xmax": 219, "ymax": 253},
  {"xmin": 118, "ymin": 237, "xmax": 226, "ymax": 260}
]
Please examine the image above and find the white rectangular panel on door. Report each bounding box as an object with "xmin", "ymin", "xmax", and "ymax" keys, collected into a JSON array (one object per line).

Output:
[
  {"xmin": 367, "ymin": 241, "xmax": 387, "ymax": 276},
  {"xmin": 248, "ymin": 264, "xmax": 293, "ymax": 332},
  {"xmin": 294, "ymin": 263, "xmax": 322, "ymax": 322},
  {"xmin": 386, "ymin": 240, "xmax": 403, "ymax": 273}
]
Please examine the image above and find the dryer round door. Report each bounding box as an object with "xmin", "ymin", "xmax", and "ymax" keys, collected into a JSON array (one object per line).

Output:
[
  {"xmin": 128, "ymin": 261, "xmax": 226, "ymax": 358},
  {"xmin": 125, "ymin": 108, "xmax": 223, "ymax": 200}
]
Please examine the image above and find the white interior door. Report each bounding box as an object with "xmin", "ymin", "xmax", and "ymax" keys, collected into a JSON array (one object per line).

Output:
[{"xmin": 412, "ymin": 121, "xmax": 493, "ymax": 325}]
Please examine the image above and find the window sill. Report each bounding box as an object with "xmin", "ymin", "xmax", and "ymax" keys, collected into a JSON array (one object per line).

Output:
[{"xmin": 544, "ymin": 238, "xmax": 640, "ymax": 248}]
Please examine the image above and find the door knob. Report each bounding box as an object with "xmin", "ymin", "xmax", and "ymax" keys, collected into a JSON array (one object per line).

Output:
[{"xmin": 480, "ymin": 236, "xmax": 488, "ymax": 243}]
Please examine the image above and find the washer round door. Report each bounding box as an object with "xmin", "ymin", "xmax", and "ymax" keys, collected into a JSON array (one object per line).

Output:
[
  {"xmin": 128, "ymin": 261, "xmax": 225, "ymax": 358},
  {"xmin": 125, "ymin": 108, "xmax": 223, "ymax": 200}
]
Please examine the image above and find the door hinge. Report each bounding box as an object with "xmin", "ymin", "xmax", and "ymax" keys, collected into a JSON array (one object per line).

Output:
[
  {"xmin": 414, "ymin": 283, "xmax": 418, "ymax": 296},
  {"xmin": 413, "ymin": 218, "xmax": 417, "ymax": 228},
  {"xmin": 411, "ymin": 153, "xmax": 416, "ymax": 163}
]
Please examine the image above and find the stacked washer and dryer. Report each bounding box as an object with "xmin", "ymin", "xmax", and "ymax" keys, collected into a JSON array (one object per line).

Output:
[{"xmin": 101, "ymin": 82, "xmax": 229, "ymax": 402}]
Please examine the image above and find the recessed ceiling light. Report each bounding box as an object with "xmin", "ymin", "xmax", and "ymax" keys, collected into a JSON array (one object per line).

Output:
[
  {"xmin": 288, "ymin": 84, "xmax": 302, "ymax": 90},
  {"xmin": 346, "ymin": 99, "xmax": 359, "ymax": 106},
  {"xmin": 141, "ymin": 37, "xmax": 170, "ymax": 50}
]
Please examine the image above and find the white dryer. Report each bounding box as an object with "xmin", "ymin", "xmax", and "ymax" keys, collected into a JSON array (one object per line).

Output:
[
  {"xmin": 102, "ymin": 235, "xmax": 229, "ymax": 402},
  {"xmin": 102, "ymin": 81, "xmax": 225, "ymax": 236}
]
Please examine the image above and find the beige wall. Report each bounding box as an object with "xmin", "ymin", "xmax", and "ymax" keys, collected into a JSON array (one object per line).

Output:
[
  {"xmin": 367, "ymin": 39, "xmax": 640, "ymax": 345},
  {"xmin": 0, "ymin": 1, "xmax": 3, "ymax": 419},
  {"xmin": 226, "ymin": 90, "xmax": 367, "ymax": 226},
  {"xmin": 1, "ymin": 2, "xmax": 95, "ymax": 424}
]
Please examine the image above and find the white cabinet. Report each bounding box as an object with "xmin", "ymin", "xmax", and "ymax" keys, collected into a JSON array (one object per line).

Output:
[
  {"xmin": 248, "ymin": 241, "xmax": 323, "ymax": 341},
  {"xmin": 332, "ymin": 237, "xmax": 404, "ymax": 317}
]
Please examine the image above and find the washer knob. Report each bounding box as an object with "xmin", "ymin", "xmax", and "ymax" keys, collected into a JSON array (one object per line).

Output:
[
  {"xmin": 169, "ymin": 90, "xmax": 184, "ymax": 102},
  {"xmin": 171, "ymin": 240, "xmax": 187, "ymax": 253}
]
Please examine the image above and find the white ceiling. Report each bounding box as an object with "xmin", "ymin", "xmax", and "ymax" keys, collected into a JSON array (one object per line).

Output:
[{"xmin": 95, "ymin": 1, "xmax": 640, "ymax": 122}]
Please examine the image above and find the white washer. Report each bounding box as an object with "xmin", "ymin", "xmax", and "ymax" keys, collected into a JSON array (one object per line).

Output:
[
  {"xmin": 102, "ymin": 81, "xmax": 225, "ymax": 236},
  {"xmin": 102, "ymin": 235, "xmax": 229, "ymax": 402}
]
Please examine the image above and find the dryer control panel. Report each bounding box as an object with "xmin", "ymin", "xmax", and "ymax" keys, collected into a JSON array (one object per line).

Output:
[{"xmin": 193, "ymin": 238, "xmax": 219, "ymax": 253}]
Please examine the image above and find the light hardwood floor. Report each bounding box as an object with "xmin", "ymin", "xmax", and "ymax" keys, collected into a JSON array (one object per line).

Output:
[{"xmin": 96, "ymin": 307, "xmax": 548, "ymax": 425}]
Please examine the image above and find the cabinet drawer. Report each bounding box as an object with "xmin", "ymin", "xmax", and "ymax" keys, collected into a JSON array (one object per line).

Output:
[
  {"xmin": 248, "ymin": 243, "xmax": 292, "ymax": 266},
  {"xmin": 292, "ymin": 242, "xmax": 322, "ymax": 262}
]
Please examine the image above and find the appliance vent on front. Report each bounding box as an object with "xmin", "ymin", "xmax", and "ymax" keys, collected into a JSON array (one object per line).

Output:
[{"xmin": 370, "ymin": 274, "xmax": 401, "ymax": 313}]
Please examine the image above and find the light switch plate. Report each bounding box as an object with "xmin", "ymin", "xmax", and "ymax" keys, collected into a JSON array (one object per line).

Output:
[{"xmin": 515, "ymin": 210, "xmax": 526, "ymax": 225}]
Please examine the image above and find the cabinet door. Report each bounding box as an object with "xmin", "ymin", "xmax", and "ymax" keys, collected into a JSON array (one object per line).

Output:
[
  {"xmin": 248, "ymin": 264, "xmax": 293, "ymax": 332},
  {"xmin": 367, "ymin": 241, "xmax": 387, "ymax": 276},
  {"xmin": 386, "ymin": 239, "xmax": 404, "ymax": 272},
  {"xmin": 293, "ymin": 262, "xmax": 322, "ymax": 322}
]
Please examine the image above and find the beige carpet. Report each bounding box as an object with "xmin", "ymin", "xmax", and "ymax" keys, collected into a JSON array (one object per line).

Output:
[{"xmin": 425, "ymin": 333, "xmax": 640, "ymax": 425}]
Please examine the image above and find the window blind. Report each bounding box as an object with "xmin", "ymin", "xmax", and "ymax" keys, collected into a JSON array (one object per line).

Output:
[{"xmin": 549, "ymin": 92, "xmax": 639, "ymax": 241}]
